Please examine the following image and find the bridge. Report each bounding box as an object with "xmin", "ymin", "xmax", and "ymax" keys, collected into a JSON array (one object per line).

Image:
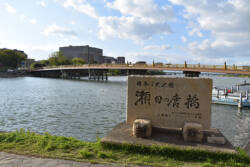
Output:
[{"xmin": 31, "ymin": 62, "xmax": 250, "ymax": 80}]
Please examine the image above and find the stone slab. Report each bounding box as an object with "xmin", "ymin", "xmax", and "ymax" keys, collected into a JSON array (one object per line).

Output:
[
  {"xmin": 101, "ymin": 122, "xmax": 236, "ymax": 154},
  {"xmin": 127, "ymin": 76, "xmax": 212, "ymax": 130},
  {"xmin": 207, "ymin": 137, "xmax": 226, "ymax": 145}
]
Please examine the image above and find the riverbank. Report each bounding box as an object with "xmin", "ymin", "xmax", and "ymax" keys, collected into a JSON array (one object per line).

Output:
[
  {"xmin": 0, "ymin": 130, "xmax": 249, "ymax": 167},
  {"xmin": 0, "ymin": 71, "xmax": 28, "ymax": 78}
]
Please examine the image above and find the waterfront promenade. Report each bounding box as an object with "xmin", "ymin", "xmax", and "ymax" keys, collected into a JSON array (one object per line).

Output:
[{"xmin": 0, "ymin": 152, "xmax": 139, "ymax": 167}]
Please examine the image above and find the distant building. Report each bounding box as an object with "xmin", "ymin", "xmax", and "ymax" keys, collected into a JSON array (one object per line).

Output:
[
  {"xmin": 242, "ymin": 66, "xmax": 250, "ymax": 70},
  {"xmin": 117, "ymin": 57, "xmax": 125, "ymax": 64},
  {"xmin": 103, "ymin": 56, "xmax": 116, "ymax": 64},
  {"xmin": 59, "ymin": 45, "xmax": 103, "ymax": 64},
  {"xmin": 59, "ymin": 45, "xmax": 127, "ymax": 64}
]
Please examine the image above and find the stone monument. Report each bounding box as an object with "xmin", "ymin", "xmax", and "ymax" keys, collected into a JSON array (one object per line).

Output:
[
  {"xmin": 127, "ymin": 76, "xmax": 212, "ymax": 130},
  {"xmin": 102, "ymin": 75, "xmax": 235, "ymax": 153}
]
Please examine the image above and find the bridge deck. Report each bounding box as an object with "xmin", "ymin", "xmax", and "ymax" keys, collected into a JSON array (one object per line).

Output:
[{"xmin": 32, "ymin": 64, "xmax": 250, "ymax": 75}]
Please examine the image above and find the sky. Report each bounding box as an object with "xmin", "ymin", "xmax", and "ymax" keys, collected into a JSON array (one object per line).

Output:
[{"xmin": 0, "ymin": 0, "xmax": 250, "ymax": 65}]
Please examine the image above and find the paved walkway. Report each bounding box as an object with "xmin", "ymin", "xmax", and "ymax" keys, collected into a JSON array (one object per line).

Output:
[{"xmin": 0, "ymin": 152, "xmax": 129, "ymax": 167}]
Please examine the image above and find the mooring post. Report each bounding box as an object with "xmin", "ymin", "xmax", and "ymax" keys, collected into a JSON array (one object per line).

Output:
[
  {"xmin": 105, "ymin": 71, "xmax": 108, "ymax": 80},
  {"xmin": 238, "ymin": 93, "xmax": 243, "ymax": 109}
]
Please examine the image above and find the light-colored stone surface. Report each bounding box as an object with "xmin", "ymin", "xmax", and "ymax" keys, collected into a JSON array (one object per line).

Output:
[
  {"xmin": 127, "ymin": 76, "xmax": 212, "ymax": 130},
  {"xmin": 132, "ymin": 119, "xmax": 152, "ymax": 137},
  {"xmin": 207, "ymin": 136, "xmax": 226, "ymax": 145},
  {"xmin": 0, "ymin": 152, "xmax": 135, "ymax": 167},
  {"xmin": 183, "ymin": 123, "xmax": 204, "ymax": 142},
  {"xmin": 101, "ymin": 122, "xmax": 236, "ymax": 154}
]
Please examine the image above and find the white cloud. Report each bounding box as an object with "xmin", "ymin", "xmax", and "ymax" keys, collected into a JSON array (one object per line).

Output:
[
  {"xmin": 62, "ymin": 0, "xmax": 98, "ymax": 19},
  {"xmin": 143, "ymin": 44, "xmax": 170, "ymax": 51},
  {"xmin": 181, "ymin": 36, "xmax": 187, "ymax": 42},
  {"xmin": 124, "ymin": 51, "xmax": 181, "ymax": 64},
  {"xmin": 43, "ymin": 24, "xmax": 77, "ymax": 38},
  {"xmin": 30, "ymin": 19, "xmax": 37, "ymax": 24},
  {"xmin": 19, "ymin": 14, "xmax": 38, "ymax": 25},
  {"xmin": 106, "ymin": 0, "xmax": 174, "ymax": 24},
  {"xmin": 38, "ymin": 0, "xmax": 47, "ymax": 7},
  {"xmin": 169, "ymin": 0, "xmax": 250, "ymax": 61},
  {"xmin": 5, "ymin": 3, "xmax": 16, "ymax": 14},
  {"xmin": 99, "ymin": 0, "xmax": 174, "ymax": 42},
  {"xmin": 98, "ymin": 16, "xmax": 172, "ymax": 42},
  {"xmin": 187, "ymin": 21, "xmax": 203, "ymax": 37}
]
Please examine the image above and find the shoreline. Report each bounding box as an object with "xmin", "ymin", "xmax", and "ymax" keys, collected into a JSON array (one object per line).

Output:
[
  {"xmin": 0, "ymin": 130, "xmax": 249, "ymax": 167},
  {"xmin": 0, "ymin": 72, "xmax": 28, "ymax": 78}
]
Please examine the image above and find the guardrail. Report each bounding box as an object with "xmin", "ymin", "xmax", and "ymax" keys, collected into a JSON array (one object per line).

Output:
[{"xmin": 34, "ymin": 63, "xmax": 250, "ymax": 72}]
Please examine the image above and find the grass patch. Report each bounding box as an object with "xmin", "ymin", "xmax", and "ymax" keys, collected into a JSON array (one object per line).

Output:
[{"xmin": 0, "ymin": 129, "xmax": 249, "ymax": 167}]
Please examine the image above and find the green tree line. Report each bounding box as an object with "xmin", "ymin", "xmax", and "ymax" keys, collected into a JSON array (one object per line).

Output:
[
  {"xmin": 0, "ymin": 49, "xmax": 27, "ymax": 69},
  {"xmin": 31, "ymin": 51, "xmax": 86, "ymax": 69}
]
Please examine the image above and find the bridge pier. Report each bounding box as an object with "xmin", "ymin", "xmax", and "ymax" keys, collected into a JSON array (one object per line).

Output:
[
  {"xmin": 60, "ymin": 70, "xmax": 83, "ymax": 79},
  {"xmin": 88, "ymin": 69, "xmax": 108, "ymax": 81},
  {"xmin": 127, "ymin": 69, "xmax": 147, "ymax": 75},
  {"xmin": 183, "ymin": 71, "xmax": 200, "ymax": 77}
]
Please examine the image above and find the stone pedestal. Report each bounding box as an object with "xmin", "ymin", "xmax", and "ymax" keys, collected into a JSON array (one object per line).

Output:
[
  {"xmin": 206, "ymin": 128, "xmax": 226, "ymax": 145},
  {"xmin": 132, "ymin": 119, "xmax": 152, "ymax": 138},
  {"xmin": 101, "ymin": 122, "xmax": 236, "ymax": 154},
  {"xmin": 183, "ymin": 123, "xmax": 204, "ymax": 142}
]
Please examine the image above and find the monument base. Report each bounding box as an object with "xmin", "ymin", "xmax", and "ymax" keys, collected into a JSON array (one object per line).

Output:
[{"xmin": 101, "ymin": 122, "xmax": 236, "ymax": 154}]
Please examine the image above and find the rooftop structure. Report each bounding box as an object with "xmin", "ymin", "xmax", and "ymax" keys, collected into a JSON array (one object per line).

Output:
[{"xmin": 117, "ymin": 57, "xmax": 125, "ymax": 64}]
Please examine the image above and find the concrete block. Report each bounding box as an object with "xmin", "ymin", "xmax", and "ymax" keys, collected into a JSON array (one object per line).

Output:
[
  {"xmin": 183, "ymin": 122, "xmax": 203, "ymax": 142},
  {"xmin": 133, "ymin": 119, "xmax": 152, "ymax": 138},
  {"xmin": 207, "ymin": 136, "xmax": 226, "ymax": 145}
]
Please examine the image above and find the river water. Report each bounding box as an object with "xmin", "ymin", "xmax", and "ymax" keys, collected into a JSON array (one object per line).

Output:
[{"xmin": 0, "ymin": 75, "xmax": 249, "ymax": 148}]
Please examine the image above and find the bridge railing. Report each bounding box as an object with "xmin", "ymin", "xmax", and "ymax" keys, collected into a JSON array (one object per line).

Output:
[{"xmin": 36, "ymin": 63, "xmax": 250, "ymax": 72}]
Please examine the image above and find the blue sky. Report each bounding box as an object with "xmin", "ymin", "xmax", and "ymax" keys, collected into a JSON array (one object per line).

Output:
[{"xmin": 0, "ymin": 0, "xmax": 250, "ymax": 65}]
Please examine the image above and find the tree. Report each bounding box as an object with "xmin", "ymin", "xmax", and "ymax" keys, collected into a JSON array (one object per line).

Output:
[
  {"xmin": 72, "ymin": 57, "xmax": 85, "ymax": 65},
  {"xmin": 48, "ymin": 51, "xmax": 71, "ymax": 66},
  {"xmin": 0, "ymin": 49, "xmax": 27, "ymax": 69},
  {"xmin": 30, "ymin": 60, "xmax": 49, "ymax": 69}
]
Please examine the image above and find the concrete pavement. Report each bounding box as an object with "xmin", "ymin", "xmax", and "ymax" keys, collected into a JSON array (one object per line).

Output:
[{"xmin": 0, "ymin": 152, "xmax": 130, "ymax": 167}]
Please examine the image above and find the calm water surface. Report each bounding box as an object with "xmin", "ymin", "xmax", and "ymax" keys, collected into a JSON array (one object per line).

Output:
[{"xmin": 0, "ymin": 76, "xmax": 249, "ymax": 148}]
